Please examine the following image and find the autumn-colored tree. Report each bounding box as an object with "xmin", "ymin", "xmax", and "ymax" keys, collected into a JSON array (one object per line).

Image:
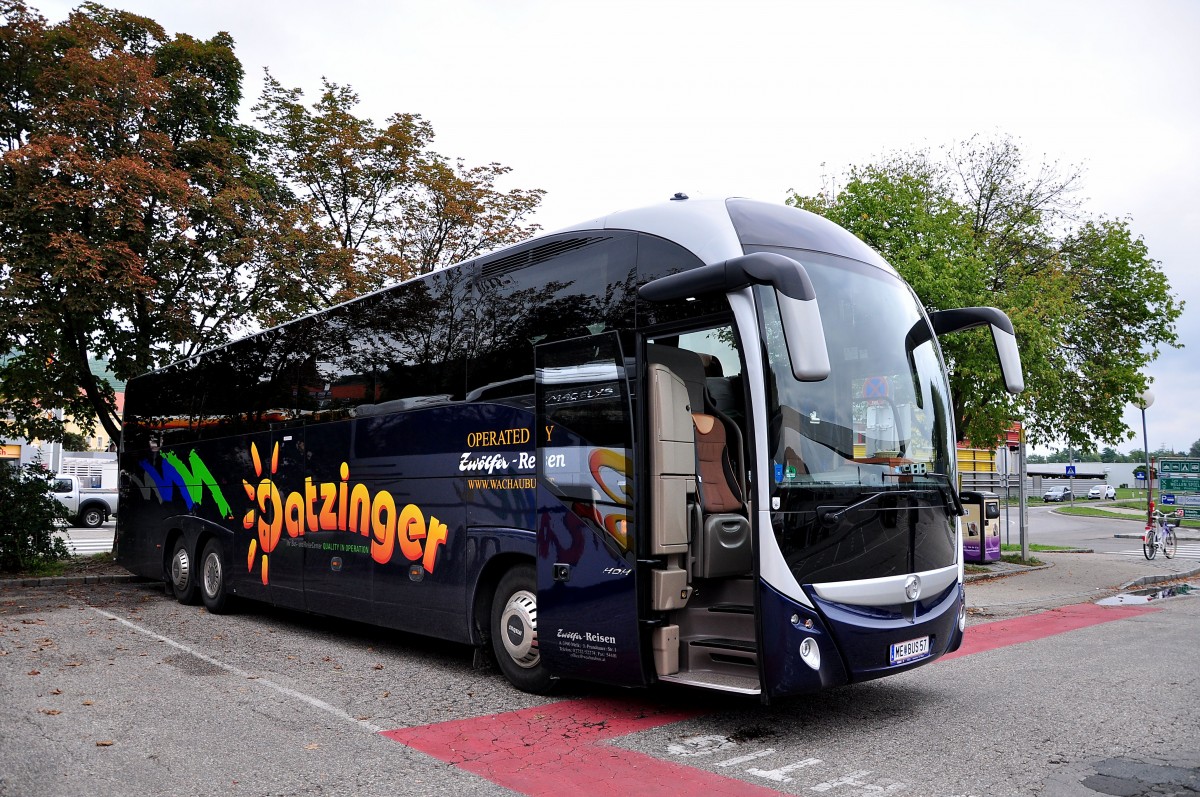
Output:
[
  {"xmin": 789, "ymin": 136, "xmax": 1183, "ymax": 449},
  {"xmin": 0, "ymin": 1, "xmax": 293, "ymax": 444},
  {"xmin": 1, "ymin": 2, "xmax": 545, "ymax": 444},
  {"xmin": 254, "ymin": 73, "xmax": 545, "ymax": 314}
]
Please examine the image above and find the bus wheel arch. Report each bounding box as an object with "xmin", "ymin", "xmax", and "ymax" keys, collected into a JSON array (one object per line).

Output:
[
  {"xmin": 166, "ymin": 531, "xmax": 199, "ymax": 605},
  {"xmin": 489, "ymin": 562, "xmax": 555, "ymax": 694}
]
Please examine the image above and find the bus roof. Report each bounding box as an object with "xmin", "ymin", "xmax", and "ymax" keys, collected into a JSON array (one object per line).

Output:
[{"xmin": 557, "ymin": 196, "xmax": 894, "ymax": 275}]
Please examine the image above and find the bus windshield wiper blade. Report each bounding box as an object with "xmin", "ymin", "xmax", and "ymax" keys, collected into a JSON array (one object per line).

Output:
[
  {"xmin": 818, "ymin": 488, "xmax": 928, "ymax": 527},
  {"xmin": 923, "ymin": 472, "xmax": 965, "ymax": 517}
]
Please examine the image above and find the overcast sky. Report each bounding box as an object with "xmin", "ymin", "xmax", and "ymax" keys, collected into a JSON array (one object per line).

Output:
[{"xmin": 36, "ymin": 0, "xmax": 1200, "ymax": 454}]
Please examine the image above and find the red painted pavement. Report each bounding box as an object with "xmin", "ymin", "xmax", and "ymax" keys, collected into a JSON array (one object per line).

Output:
[
  {"xmin": 941, "ymin": 601, "xmax": 1158, "ymax": 661},
  {"xmin": 383, "ymin": 697, "xmax": 782, "ymax": 796},
  {"xmin": 383, "ymin": 602, "xmax": 1158, "ymax": 796}
]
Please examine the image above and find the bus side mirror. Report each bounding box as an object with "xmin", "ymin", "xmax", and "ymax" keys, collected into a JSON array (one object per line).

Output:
[
  {"xmin": 775, "ymin": 290, "xmax": 831, "ymax": 382},
  {"xmin": 907, "ymin": 307, "xmax": 1024, "ymax": 395},
  {"xmin": 639, "ymin": 251, "xmax": 831, "ymax": 382}
]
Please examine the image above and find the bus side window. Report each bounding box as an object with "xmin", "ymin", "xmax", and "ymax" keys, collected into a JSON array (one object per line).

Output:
[{"xmin": 467, "ymin": 234, "xmax": 638, "ymax": 401}]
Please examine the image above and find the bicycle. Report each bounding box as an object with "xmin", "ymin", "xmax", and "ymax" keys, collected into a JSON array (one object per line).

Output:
[{"xmin": 1142, "ymin": 510, "xmax": 1179, "ymax": 560}]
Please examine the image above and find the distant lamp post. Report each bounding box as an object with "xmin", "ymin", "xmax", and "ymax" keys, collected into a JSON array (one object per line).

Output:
[{"xmin": 1136, "ymin": 390, "xmax": 1154, "ymax": 522}]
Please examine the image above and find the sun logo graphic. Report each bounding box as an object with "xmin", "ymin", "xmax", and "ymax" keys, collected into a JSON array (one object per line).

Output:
[
  {"xmin": 241, "ymin": 441, "xmax": 450, "ymax": 586},
  {"xmin": 242, "ymin": 441, "xmax": 282, "ymax": 585}
]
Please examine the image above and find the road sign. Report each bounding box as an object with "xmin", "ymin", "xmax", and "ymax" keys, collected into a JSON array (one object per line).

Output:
[
  {"xmin": 1065, "ymin": 465, "xmax": 1076, "ymax": 477},
  {"xmin": 1159, "ymin": 458, "xmax": 1200, "ymax": 475},
  {"xmin": 1135, "ymin": 472, "xmax": 1145, "ymax": 481},
  {"xmin": 862, "ymin": 376, "xmax": 889, "ymax": 399},
  {"xmin": 1158, "ymin": 460, "xmax": 1199, "ymax": 521}
]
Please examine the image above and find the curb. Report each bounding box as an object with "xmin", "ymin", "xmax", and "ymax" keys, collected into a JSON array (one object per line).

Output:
[
  {"xmin": 0, "ymin": 574, "xmax": 149, "ymax": 588},
  {"xmin": 964, "ymin": 562, "xmax": 1054, "ymax": 582},
  {"xmin": 1120, "ymin": 565, "xmax": 1200, "ymax": 591}
]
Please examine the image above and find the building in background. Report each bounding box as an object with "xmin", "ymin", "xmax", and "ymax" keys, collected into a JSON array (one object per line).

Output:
[{"xmin": 0, "ymin": 356, "xmax": 126, "ymax": 467}]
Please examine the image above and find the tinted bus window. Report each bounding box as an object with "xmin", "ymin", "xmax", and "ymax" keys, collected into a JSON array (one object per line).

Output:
[
  {"xmin": 635, "ymin": 234, "xmax": 718, "ymax": 327},
  {"xmin": 468, "ymin": 234, "xmax": 638, "ymax": 400},
  {"xmin": 368, "ymin": 268, "xmax": 472, "ymax": 410}
]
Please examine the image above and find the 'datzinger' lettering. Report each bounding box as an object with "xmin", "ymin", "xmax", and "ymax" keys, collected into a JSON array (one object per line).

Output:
[{"xmin": 245, "ymin": 460, "xmax": 449, "ymax": 573}]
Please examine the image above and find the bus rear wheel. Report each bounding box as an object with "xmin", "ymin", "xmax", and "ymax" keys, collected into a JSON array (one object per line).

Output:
[
  {"xmin": 168, "ymin": 538, "xmax": 199, "ymax": 605},
  {"xmin": 200, "ymin": 539, "xmax": 233, "ymax": 614},
  {"xmin": 490, "ymin": 564, "xmax": 554, "ymax": 694}
]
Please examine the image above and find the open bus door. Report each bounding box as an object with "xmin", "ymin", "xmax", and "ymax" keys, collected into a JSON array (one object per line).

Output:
[{"xmin": 534, "ymin": 333, "xmax": 645, "ymax": 686}]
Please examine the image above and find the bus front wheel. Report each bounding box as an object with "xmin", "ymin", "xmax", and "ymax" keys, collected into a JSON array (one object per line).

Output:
[
  {"xmin": 168, "ymin": 538, "xmax": 199, "ymax": 605},
  {"xmin": 490, "ymin": 564, "xmax": 555, "ymax": 694}
]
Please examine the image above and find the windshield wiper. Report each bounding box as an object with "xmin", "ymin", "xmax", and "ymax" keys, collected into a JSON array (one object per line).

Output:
[
  {"xmin": 818, "ymin": 488, "xmax": 929, "ymax": 527},
  {"xmin": 924, "ymin": 472, "xmax": 965, "ymax": 517},
  {"xmin": 817, "ymin": 476, "xmax": 964, "ymax": 528}
]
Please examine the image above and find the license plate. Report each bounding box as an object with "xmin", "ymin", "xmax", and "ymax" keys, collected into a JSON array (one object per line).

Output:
[{"xmin": 889, "ymin": 635, "xmax": 931, "ymax": 665}]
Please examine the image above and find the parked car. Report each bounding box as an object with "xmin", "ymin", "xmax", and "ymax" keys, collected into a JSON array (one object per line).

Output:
[
  {"xmin": 1087, "ymin": 484, "xmax": 1117, "ymax": 500},
  {"xmin": 51, "ymin": 473, "xmax": 118, "ymax": 527},
  {"xmin": 1043, "ymin": 486, "xmax": 1072, "ymax": 502}
]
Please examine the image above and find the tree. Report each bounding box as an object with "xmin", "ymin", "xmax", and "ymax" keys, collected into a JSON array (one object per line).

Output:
[
  {"xmin": 788, "ymin": 135, "xmax": 1183, "ymax": 449},
  {"xmin": 1190, "ymin": 439, "xmax": 1200, "ymax": 458},
  {"xmin": 61, "ymin": 430, "xmax": 89, "ymax": 451},
  {"xmin": 253, "ymin": 73, "xmax": 545, "ymax": 316},
  {"xmin": 0, "ymin": 1, "xmax": 290, "ymax": 444},
  {"xmin": 0, "ymin": 459, "xmax": 69, "ymax": 572},
  {"xmin": 1, "ymin": 2, "xmax": 545, "ymax": 444}
]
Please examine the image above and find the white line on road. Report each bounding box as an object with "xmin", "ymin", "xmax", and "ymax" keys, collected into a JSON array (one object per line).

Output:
[
  {"xmin": 65, "ymin": 541, "xmax": 113, "ymax": 555},
  {"xmin": 90, "ymin": 607, "xmax": 385, "ymax": 734},
  {"xmin": 1102, "ymin": 544, "xmax": 1200, "ymax": 559}
]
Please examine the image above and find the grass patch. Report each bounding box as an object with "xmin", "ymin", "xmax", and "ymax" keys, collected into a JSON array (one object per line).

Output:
[
  {"xmin": 1001, "ymin": 553, "xmax": 1043, "ymax": 566},
  {"xmin": 1056, "ymin": 506, "xmax": 1141, "ymax": 520},
  {"xmin": 1056, "ymin": 505, "xmax": 1197, "ymax": 528},
  {"xmin": 1000, "ymin": 543, "xmax": 1073, "ymax": 552},
  {"xmin": 2, "ymin": 552, "xmax": 119, "ymax": 580}
]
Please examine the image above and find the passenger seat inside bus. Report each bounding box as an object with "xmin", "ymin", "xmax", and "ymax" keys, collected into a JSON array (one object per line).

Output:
[{"xmin": 646, "ymin": 344, "xmax": 751, "ymax": 579}]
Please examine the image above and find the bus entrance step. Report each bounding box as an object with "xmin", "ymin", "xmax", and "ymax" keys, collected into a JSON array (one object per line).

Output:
[
  {"xmin": 658, "ymin": 670, "xmax": 761, "ymax": 695},
  {"xmin": 690, "ymin": 637, "xmax": 756, "ymax": 653},
  {"xmin": 707, "ymin": 603, "xmax": 753, "ymax": 615}
]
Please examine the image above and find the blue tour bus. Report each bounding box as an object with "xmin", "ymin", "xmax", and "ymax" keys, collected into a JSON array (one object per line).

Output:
[{"xmin": 115, "ymin": 197, "xmax": 1023, "ymax": 700}]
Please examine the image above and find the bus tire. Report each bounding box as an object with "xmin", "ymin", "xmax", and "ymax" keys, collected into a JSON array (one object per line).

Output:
[
  {"xmin": 490, "ymin": 564, "xmax": 555, "ymax": 694},
  {"xmin": 168, "ymin": 537, "xmax": 199, "ymax": 605},
  {"xmin": 200, "ymin": 539, "xmax": 233, "ymax": 614}
]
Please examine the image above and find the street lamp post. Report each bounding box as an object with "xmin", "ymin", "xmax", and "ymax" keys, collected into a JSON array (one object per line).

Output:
[{"xmin": 1138, "ymin": 390, "xmax": 1154, "ymax": 524}]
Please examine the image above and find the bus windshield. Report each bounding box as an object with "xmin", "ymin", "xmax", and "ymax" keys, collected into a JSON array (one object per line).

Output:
[{"xmin": 752, "ymin": 249, "xmax": 958, "ymax": 584}]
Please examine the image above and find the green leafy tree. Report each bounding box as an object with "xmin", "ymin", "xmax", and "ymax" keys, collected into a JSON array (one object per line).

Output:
[
  {"xmin": 61, "ymin": 430, "xmax": 89, "ymax": 451},
  {"xmin": 1190, "ymin": 439, "xmax": 1200, "ymax": 458},
  {"xmin": 789, "ymin": 135, "xmax": 1183, "ymax": 449},
  {"xmin": 0, "ymin": 460, "xmax": 69, "ymax": 572}
]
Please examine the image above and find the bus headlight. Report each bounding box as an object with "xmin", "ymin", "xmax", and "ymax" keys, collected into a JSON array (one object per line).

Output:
[{"xmin": 799, "ymin": 637, "xmax": 821, "ymax": 670}]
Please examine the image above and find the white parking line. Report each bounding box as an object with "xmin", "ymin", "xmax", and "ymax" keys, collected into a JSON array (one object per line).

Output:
[{"xmin": 90, "ymin": 607, "xmax": 385, "ymax": 734}]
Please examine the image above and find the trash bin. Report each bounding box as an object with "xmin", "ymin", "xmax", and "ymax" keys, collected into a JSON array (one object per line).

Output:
[{"xmin": 961, "ymin": 490, "xmax": 1002, "ymax": 563}]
